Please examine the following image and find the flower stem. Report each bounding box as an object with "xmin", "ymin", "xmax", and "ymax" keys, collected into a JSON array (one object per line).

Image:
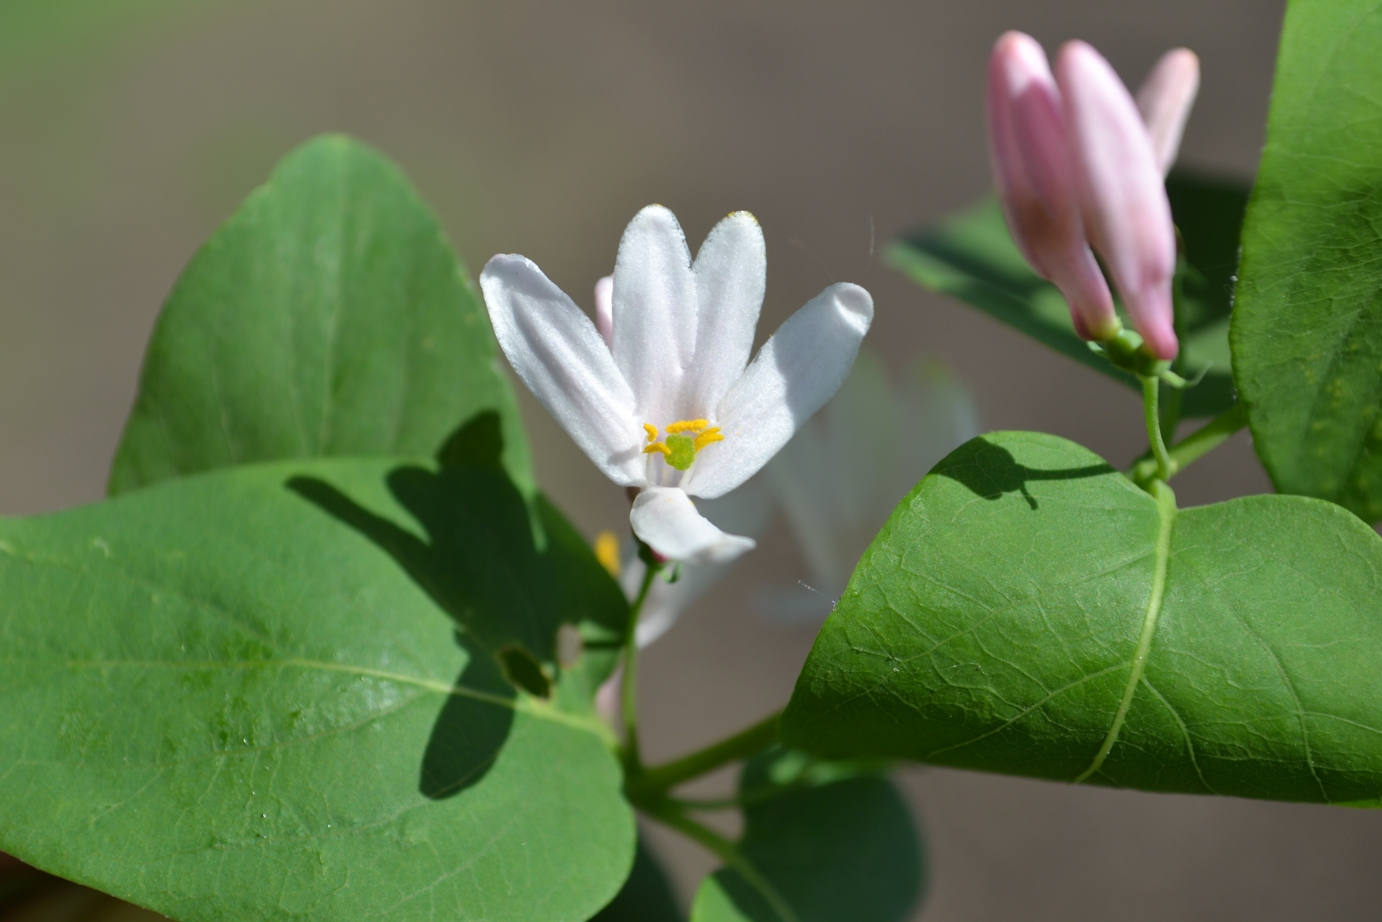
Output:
[
  {"xmin": 1129, "ymin": 403, "xmax": 1249, "ymax": 488},
  {"xmin": 619, "ymin": 564, "xmax": 659, "ymax": 773},
  {"xmin": 627, "ymin": 710, "xmax": 780, "ymax": 801},
  {"xmin": 1140, "ymin": 374, "xmax": 1174, "ymax": 487},
  {"xmin": 645, "ymin": 804, "xmax": 800, "ymax": 922}
]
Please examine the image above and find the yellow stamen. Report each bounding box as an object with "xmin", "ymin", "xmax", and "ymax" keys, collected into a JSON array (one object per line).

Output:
[
  {"xmin": 643, "ymin": 423, "xmax": 659, "ymax": 443},
  {"xmin": 665, "ymin": 418, "xmax": 710, "ymax": 434},
  {"xmin": 693, "ymin": 428, "xmax": 724, "ymax": 451},
  {"xmin": 593, "ymin": 531, "xmax": 621, "ymax": 578},
  {"xmin": 643, "ymin": 442, "xmax": 670, "ymax": 456}
]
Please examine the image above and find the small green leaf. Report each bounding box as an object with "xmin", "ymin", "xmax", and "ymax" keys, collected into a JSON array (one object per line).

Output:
[
  {"xmin": 782, "ymin": 432, "xmax": 1382, "ymax": 805},
  {"xmin": 110, "ymin": 134, "xmax": 531, "ymax": 495},
  {"xmin": 0, "ymin": 457, "xmax": 631, "ymax": 922},
  {"xmin": 690, "ymin": 750, "xmax": 923, "ymax": 922},
  {"xmin": 888, "ymin": 173, "xmax": 1247, "ymax": 418},
  {"xmin": 592, "ymin": 835, "xmax": 684, "ymax": 922},
  {"xmin": 1232, "ymin": 0, "xmax": 1382, "ymax": 522}
]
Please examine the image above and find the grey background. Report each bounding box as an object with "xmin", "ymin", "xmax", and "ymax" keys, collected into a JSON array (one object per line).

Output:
[{"xmin": 3, "ymin": 1, "xmax": 1379, "ymax": 920}]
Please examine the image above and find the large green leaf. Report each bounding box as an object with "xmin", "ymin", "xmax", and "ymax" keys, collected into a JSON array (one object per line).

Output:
[
  {"xmin": 0, "ymin": 456, "xmax": 631, "ymax": 922},
  {"xmin": 690, "ymin": 750, "xmax": 923, "ymax": 922},
  {"xmin": 1232, "ymin": 0, "xmax": 1382, "ymax": 522},
  {"xmin": 782, "ymin": 431, "xmax": 1382, "ymax": 805},
  {"xmin": 110, "ymin": 134, "xmax": 531, "ymax": 495},
  {"xmin": 889, "ymin": 173, "xmax": 1246, "ymax": 418}
]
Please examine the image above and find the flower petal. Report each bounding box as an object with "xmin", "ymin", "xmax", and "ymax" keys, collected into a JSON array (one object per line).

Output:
[
  {"xmin": 685, "ymin": 211, "xmax": 766, "ymax": 418},
  {"xmin": 630, "ymin": 487, "xmax": 756, "ymax": 565},
  {"xmin": 988, "ymin": 31, "xmax": 1118, "ymax": 341},
  {"xmin": 1136, "ymin": 48, "xmax": 1200, "ymax": 177},
  {"xmin": 611, "ymin": 205, "xmax": 698, "ymax": 426},
  {"xmin": 688, "ymin": 282, "xmax": 873, "ymax": 498},
  {"xmin": 1057, "ymin": 40, "xmax": 1179, "ymax": 361},
  {"xmin": 481, "ymin": 254, "xmax": 644, "ymax": 485},
  {"xmin": 593, "ymin": 275, "xmax": 614, "ymax": 348}
]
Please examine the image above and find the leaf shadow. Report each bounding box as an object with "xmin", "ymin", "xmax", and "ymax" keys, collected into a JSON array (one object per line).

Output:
[
  {"xmin": 286, "ymin": 410, "xmax": 573, "ymax": 800},
  {"xmin": 932, "ymin": 437, "xmax": 1112, "ymax": 510}
]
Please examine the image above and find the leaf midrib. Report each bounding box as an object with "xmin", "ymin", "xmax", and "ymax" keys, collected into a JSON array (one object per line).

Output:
[{"xmin": 1073, "ymin": 481, "xmax": 1177, "ymax": 784}]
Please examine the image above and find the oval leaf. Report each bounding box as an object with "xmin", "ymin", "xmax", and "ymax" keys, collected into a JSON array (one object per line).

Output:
[
  {"xmin": 109, "ymin": 134, "xmax": 531, "ymax": 494},
  {"xmin": 0, "ymin": 458, "xmax": 631, "ymax": 921},
  {"xmin": 1232, "ymin": 1, "xmax": 1382, "ymax": 522},
  {"xmin": 691, "ymin": 750, "xmax": 923, "ymax": 922},
  {"xmin": 782, "ymin": 432, "xmax": 1382, "ymax": 805}
]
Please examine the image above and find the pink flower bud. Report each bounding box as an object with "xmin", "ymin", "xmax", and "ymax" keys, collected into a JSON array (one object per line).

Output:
[
  {"xmin": 987, "ymin": 32, "xmax": 1119, "ymax": 342},
  {"xmin": 593, "ymin": 274, "xmax": 614, "ymax": 348},
  {"xmin": 1057, "ymin": 40, "xmax": 1178, "ymax": 361},
  {"xmin": 1136, "ymin": 48, "xmax": 1200, "ymax": 177}
]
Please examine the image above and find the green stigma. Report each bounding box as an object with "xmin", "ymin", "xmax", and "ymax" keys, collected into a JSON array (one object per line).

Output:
[{"xmin": 665, "ymin": 433, "xmax": 697, "ymax": 470}]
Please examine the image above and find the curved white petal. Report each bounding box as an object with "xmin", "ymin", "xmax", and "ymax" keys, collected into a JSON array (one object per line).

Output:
[
  {"xmin": 629, "ymin": 487, "xmax": 756, "ymax": 565},
  {"xmin": 593, "ymin": 275, "xmax": 614, "ymax": 348},
  {"xmin": 611, "ymin": 205, "xmax": 697, "ymax": 427},
  {"xmin": 685, "ymin": 212, "xmax": 766, "ymax": 418},
  {"xmin": 481, "ymin": 255, "xmax": 644, "ymax": 485},
  {"xmin": 687, "ymin": 282, "xmax": 873, "ymax": 498}
]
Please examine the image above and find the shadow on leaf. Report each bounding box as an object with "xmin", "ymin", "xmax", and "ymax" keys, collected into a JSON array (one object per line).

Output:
[
  {"xmin": 932, "ymin": 437, "xmax": 1110, "ymax": 510},
  {"xmin": 286, "ymin": 411, "xmax": 618, "ymax": 800}
]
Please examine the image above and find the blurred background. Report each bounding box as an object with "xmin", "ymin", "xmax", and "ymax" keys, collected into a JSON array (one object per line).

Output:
[{"xmin": 4, "ymin": 1, "xmax": 1381, "ymax": 920}]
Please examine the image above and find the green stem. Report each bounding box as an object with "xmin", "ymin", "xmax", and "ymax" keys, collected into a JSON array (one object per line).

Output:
[
  {"xmin": 1141, "ymin": 374, "xmax": 1174, "ymax": 486},
  {"xmin": 646, "ymin": 805, "xmax": 800, "ymax": 922},
  {"xmin": 619, "ymin": 564, "xmax": 659, "ymax": 772},
  {"xmin": 1130, "ymin": 403, "xmax": 1249, "ymax": 487},
  {"xmin": 629, "ymin": 710, "xmax": 780, "ymax": 800}
]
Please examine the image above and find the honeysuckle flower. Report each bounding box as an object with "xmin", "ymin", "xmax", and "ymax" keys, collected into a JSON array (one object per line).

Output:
[
  {"xmin": 1058, "ymin": 40, "xmax": 1178, "ymax": 361},
  {"xmin": 481, "ymin": 205, "xmax": 873, "ymax": 564},
  {"xmin": 987, "ymin": 32, "xmax": 1188, "ymax": 362},
  {"xmin": 987, "ymin": 31, "xmax": 1118, "ymax": 342},
  {"xmin": 1136, "ymin": 48, "xmax": 1200, "ymax": 176},
  {"xmin": 757, "ymin": 354, "xmax": 978, "ymax": 623}
]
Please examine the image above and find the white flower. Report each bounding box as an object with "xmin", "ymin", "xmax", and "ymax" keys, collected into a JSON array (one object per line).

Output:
[
  {"xmin": 759, "ymin": 353, "xmax": 978, "ymax": 622},
  {"xmin": 480, "ymin": 205, "xmax": 873, "ymax": 564}
]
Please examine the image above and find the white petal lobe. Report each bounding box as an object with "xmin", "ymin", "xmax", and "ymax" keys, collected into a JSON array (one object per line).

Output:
[
  {"xmin": 481, "ymin": 255, "xmax": 644, "ymax": 485},
  {"xmin": 611, "ymin": 205, "xmax": 697, "ymax": 426},
  {"xmin": 630, "ymin": 487, "xmax": 756, "ymax": 565},
  {"xmin": 689, "ymin": 282, "xmax": 874, "ymax": 498},
  {"xmin": 686, "ymin": 212, "xmax": 766, "ymax": 418}
]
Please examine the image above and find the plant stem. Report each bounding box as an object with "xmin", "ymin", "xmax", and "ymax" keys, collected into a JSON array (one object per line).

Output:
[
  {"xmin": 619, "ymin": 565, "xmax": 659, "ymax": 773},
  {"xmin": 629, "ymin": 710, "xmax": 780, "ymax": 800},
  {"xmin": 646, "ymin": 805, "xmax": 800, "ymax": 922},
  {"xmin": 1130, "ymin": 403, "xmax": 1249, "ymax": 487},
  {"xmin": 1141, "ymin": 374, "xmax": 1174, "ymax": 486}
]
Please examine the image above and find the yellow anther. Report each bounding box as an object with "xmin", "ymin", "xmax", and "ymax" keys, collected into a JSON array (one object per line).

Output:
[
  {"xmin": 593, "ymin": 531, "xmax": 621, "ymax": 578},
  {"xmin": 665, "ymin": 418, "xmax": 710, "ymax": 434},
  {"xmin": 643, "ymin": 442, "xmax": 670, "ymax": 457},
  {"xmin": 693, "ymin": 428, "xmax": 724, "ymax": 451},
  {"xmin": 643, "ymin": 423, "xmax": 659, "ymax": 443}
]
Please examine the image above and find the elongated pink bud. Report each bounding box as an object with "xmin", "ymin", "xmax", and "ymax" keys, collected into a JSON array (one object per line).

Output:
[
  {"xmin": 1136, "ymin": 48, "xmax": 1199, "ymax": 177},
  {"xmin": 987, "ymin": 32, "xmax": 1119, "ymax": 341},
  {"xmin": 1057, "ymin": 40, "xmax": 1178, "ymax": 360},
  {"xmin": 593, "ymin": 274, "xmax": 614, "ymax": 348}
]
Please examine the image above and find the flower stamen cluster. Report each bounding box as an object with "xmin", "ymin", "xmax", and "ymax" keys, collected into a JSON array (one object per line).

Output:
[{"xmin": 643, "ymin": 419, "xmax": 725, "ymax": 470}]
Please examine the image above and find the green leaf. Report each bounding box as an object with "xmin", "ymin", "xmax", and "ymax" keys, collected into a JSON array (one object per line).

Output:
[
  {"xmin": 1231, "ymin": 0, "xmax": 1382, "ymax": 522},
  {"xmin": 109, "ymin": 134, "xmax": 531, "ymax": 495},
  {"xmin": 0, "ymin": 457, "xmax": 632, "ymax": 922},
  {"xmin": 690, "ymin": 750, "xmax": 923, "ymax": 922},
  {"xmin": 591, "ymin": 835, "xmax": 684, "ymax": 922},
  {"xmin": 888, "ymin": 173, "xmax": 1246, "ymax": 418},
  {"xmin": 782, "ymin": 431, "xmax": 1382, "ymax": 805}
]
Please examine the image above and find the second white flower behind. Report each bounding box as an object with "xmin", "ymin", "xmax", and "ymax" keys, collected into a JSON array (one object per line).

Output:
[{"xmin": 481, "ymin": 205, "xmax": 873, "ymax": 564}]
